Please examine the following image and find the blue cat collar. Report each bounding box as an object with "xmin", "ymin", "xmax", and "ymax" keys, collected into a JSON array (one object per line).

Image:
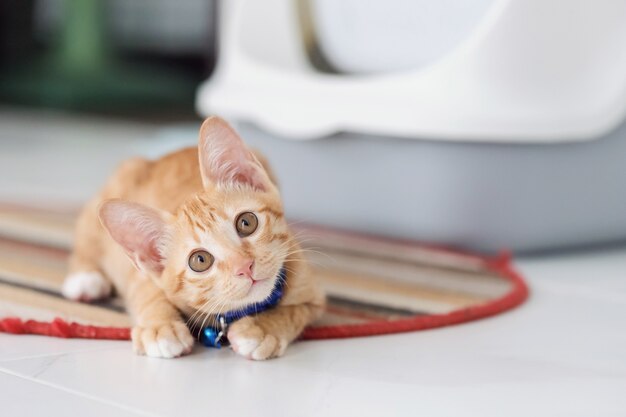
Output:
[{"xmin": 200, "ymin": 267, "xmax": 286, "ymax": 348}]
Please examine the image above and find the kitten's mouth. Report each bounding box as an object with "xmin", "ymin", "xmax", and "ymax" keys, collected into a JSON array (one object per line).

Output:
[
  {"xmin": 234, "ymin": 267, "xmax": 284, "ymax": 304},
  {"xmin": 244, "ymin": 276, "xmax": 273, "ymax": 298},
  {"xmin": 249, "ymin": 277, "xmax": 269, "ymax": 286}
]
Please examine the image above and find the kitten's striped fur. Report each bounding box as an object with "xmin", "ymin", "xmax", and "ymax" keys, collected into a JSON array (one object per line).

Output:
[{"xmin": 63, "ymin": 117, "xmax": 325, "ymax": 359}]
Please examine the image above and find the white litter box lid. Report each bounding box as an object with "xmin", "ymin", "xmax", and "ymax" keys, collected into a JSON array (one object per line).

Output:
[{"xmin": 196, "ymin": 0, "xmax": 626, "ymax": 143}]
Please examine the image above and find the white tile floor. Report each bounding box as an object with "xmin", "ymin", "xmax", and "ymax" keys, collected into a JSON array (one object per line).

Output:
[{"xmin": 2, "ymin": 246, "xmax": 626, "ymax": 417}]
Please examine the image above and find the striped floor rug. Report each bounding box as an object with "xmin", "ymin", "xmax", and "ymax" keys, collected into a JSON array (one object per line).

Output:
[{"xmin": 0, "ymin": 205, "xmax": 528, "ymax": 341}]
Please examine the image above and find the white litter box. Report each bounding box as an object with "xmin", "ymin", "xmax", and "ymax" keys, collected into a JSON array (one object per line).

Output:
[{"xmin": 197, "ymin": 0, "xmax": 626, "ymax": 252}]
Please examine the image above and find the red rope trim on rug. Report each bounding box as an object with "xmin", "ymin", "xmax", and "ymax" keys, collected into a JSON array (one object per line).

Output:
[
  {"xmin": 0, "ymin": 252, "xmax": 528, "ymax": 342},
  {"xmin": 300, "ymin": 251, "xmax": 529, "ymax": 340},
  {"xmin": 0, "ymin": 317, "xmax": 130, "ymax": 340}
]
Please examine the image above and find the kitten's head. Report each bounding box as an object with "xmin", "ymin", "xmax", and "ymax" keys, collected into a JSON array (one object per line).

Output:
[{"xmin": 99, "ymin": 117, "xmax": 291, "ymax": 317}]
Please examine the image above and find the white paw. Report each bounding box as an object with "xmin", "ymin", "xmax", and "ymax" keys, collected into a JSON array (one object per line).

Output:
[
  {"xmin": 228, "ymin": 318, "xmax": 288, "ymax": 360},
  {"xmin": 62, "ymin": 271, "xmax": 112, "ymax": 302},
  {"xmin": 132, "ymin": 322, "xmax": 194, "ymax": 359}
]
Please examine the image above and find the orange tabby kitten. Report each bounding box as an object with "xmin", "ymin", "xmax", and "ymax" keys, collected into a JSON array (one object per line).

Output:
[{"xmin": 62, "ymin": 117, "xmax": 325, "ymax": 359}]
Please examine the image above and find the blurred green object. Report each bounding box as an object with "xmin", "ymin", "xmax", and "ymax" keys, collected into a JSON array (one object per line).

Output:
[
  {"xmin": 57, "ymin": 0, "xmax": 108, "ymax": 73},
  {"xmin": 0, "ymin": 0, "xmax": 197, "ymax": 111}
]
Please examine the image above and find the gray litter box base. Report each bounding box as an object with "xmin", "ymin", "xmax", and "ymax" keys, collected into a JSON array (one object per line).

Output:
[{"xmin": 236, "ymin": 121, "xmax": 626, "ymax": 253}]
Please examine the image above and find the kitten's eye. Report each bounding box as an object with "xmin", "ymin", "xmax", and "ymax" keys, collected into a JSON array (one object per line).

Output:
[
  {"xmin": 188, "ymin": 250, "xmax": 214, "ymax": 272},
  {"xmin": 235, "ymin": 212, "xmax": 258, "ymax": 237}
]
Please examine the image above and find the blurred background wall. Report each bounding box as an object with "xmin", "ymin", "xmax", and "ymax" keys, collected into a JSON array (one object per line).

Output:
[{"xmin": 0, "ymin": 0, "xmax": 624, "ymax": 254}]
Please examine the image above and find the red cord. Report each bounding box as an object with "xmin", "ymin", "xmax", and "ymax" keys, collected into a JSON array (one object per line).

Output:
[
  {"xmin": 300, "ymin": 250, "xmax": 529, "ymax": 340},
  {"xmin": 0, "ymin": 317, "xmax": 130, "ymax": 340}
]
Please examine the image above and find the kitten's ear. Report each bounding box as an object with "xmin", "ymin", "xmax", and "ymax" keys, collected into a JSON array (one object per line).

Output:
[
  {"xmin": 99, "ymin": 199, "xmax": 172, "ymax": 277},
  {"xmin": 198, "ymin": 116, "xmax": 273, "ymax": 191}
]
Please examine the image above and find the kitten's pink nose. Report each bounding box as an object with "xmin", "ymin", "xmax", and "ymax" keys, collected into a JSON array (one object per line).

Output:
[{"xmin": 234, "ymin": 260, "xmax": 254, "ymax": 280}]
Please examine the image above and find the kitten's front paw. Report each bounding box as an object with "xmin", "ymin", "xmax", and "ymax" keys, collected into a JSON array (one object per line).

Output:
[
  {"xmin": 227, "ymin": 317, "xmax": 288, "ymax": 360},
  {"xmin": 132, "ymin": 322, "xmax": 194, "ymax": 359},
  {"xmin": 62, "ymin": 271, "xmax": 112, "ymax": 302}
]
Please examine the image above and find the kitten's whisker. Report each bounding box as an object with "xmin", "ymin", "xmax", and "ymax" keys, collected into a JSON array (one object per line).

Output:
[
  {"xmin": 197, "ymin": 298, "xmax": 222, "ymax": 337},
  {"xmin": 288, "ymin": 247, "xmax": 335, "ymax": 261},
  {"xmin": 194, "ymin": 294, "xmax": 227, "ymax": 337},
  {"xmin": 187, "ymin": 298, "xmax": 213, "ymax": 338},
  {"xmin": 186, "ymin": 300, "xmax": 209, "ymax": 330}
]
